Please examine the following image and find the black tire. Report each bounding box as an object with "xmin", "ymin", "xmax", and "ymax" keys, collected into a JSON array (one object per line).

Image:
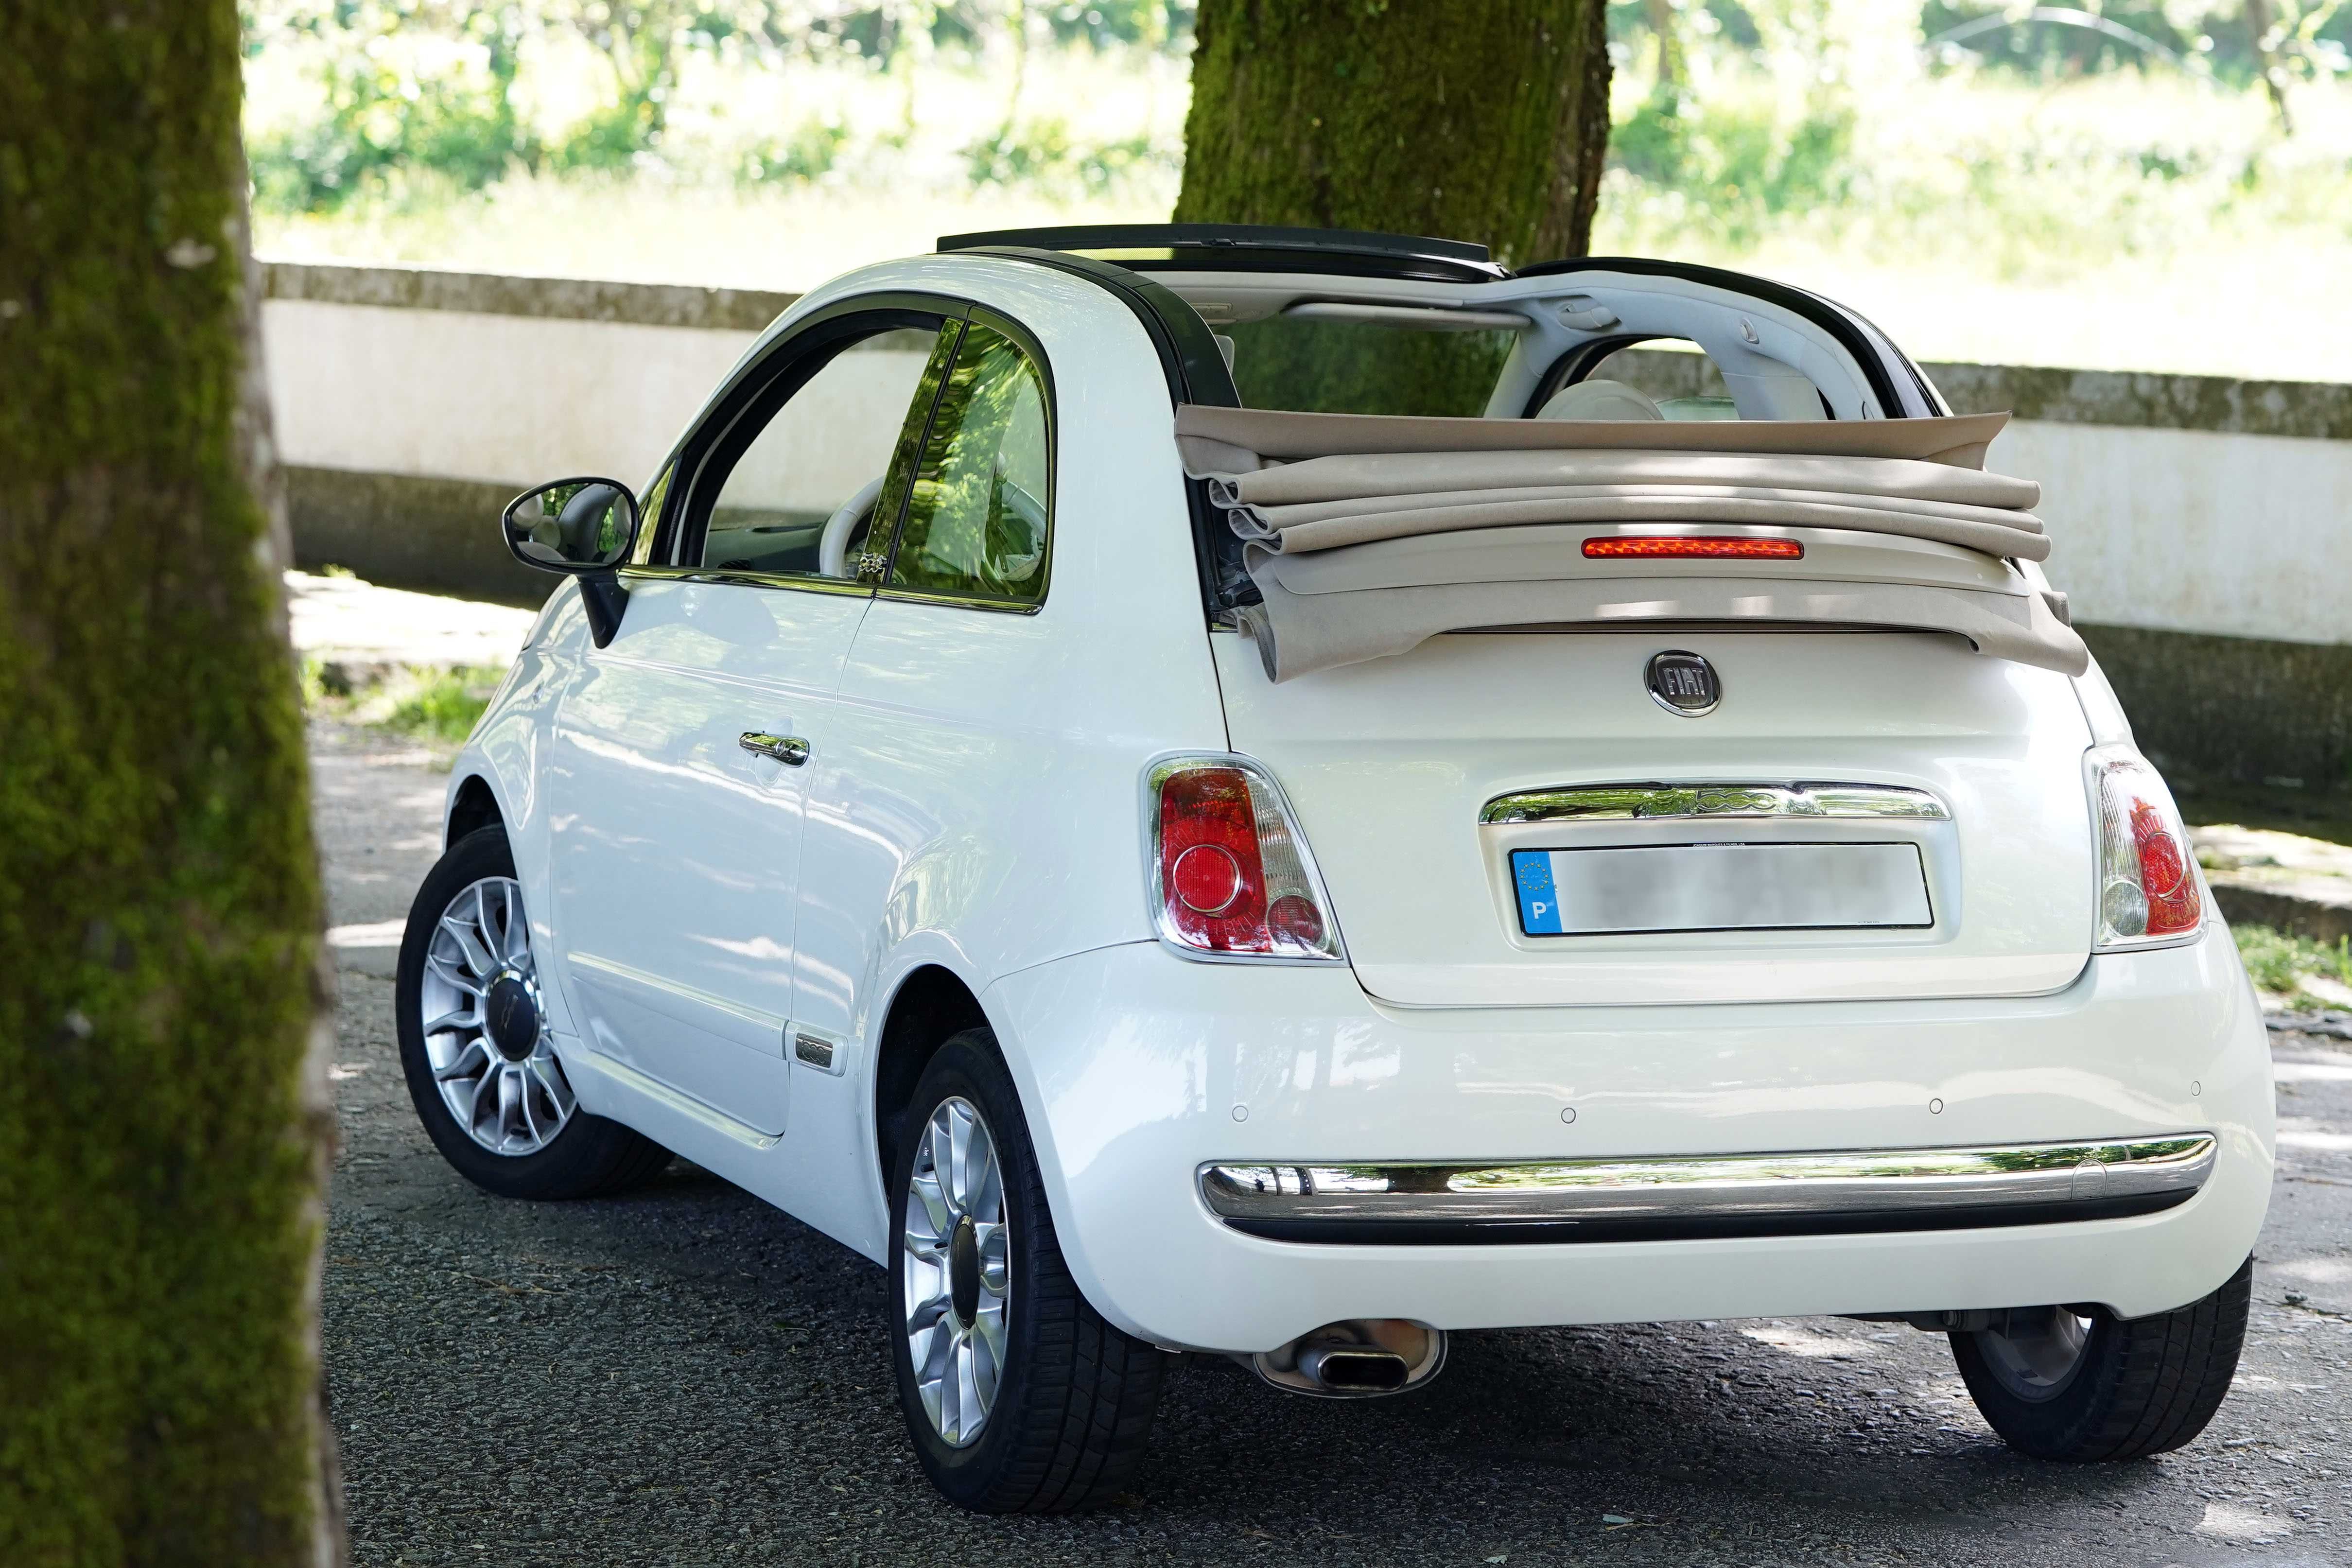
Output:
[
  {"xmin": 396, "ymin": 825, "xmax": 671, "ymax": 1201},
  {"xmin": 888, "ymin": 1029, "xmax": 1166, "ymax": 1513},
  {"xmin": 1951, "ymin": 1256, "xmax": 2251, "ymax": 1462}
]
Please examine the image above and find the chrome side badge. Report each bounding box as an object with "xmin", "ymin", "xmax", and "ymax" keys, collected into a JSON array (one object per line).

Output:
[
  {"xmin": 792, "ymin": 1031, "xmax": 841, "ymax": 1074},
  {"xmin": 1645, "ymin": 650, "xmax": 1719, "ymax": 716}
]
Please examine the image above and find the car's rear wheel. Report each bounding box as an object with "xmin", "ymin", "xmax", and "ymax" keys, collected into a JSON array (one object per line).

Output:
[
  {"xmin": 396, "ymin": 825, "xmax": 670, "ymax": 1200},
  {"xmin": 1951, "ymin": 1256, "xmax": 2251, "ymax": 1461},
  {"xmin": 888, "ymin": 1030, "xmax": 1166, "ymax": 1513}
]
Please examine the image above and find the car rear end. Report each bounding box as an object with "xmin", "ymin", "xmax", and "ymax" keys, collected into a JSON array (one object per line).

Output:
[{"xmin": 998, "ymin": 615, "xmax": 2271, "ymax": 1351}]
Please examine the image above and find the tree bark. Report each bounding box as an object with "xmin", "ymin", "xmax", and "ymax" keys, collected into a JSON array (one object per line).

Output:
[
  {"xmin": 0, "ymin": 5, "xmax": 344, "ymax": 1566},
  {"xmin": 1174, "ymin": 0, "xmax": 1614, "ymax": 268}
]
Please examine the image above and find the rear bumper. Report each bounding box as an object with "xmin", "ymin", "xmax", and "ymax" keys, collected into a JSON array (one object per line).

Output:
[
  {"xmin": 1198, "ymin": 1134, "xmax": 2217, "ymax": 1245},
  {"xmin": 983, "ymin": 930, "xmax": 2273, "ymax": 1353}
]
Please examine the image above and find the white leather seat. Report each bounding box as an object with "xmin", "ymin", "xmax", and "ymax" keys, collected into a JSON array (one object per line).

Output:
[{"xmin": 1536, "ymin": 378, "xmax": 1665, "ymax": 421}]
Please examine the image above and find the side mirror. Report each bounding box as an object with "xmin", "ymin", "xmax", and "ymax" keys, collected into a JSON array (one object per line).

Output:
[
  {"xmin": 502, "ymin": 478, "xmax": 641, "ymax": 647},
  {"xmin": 502, "ymin": 477, "xmax": 641, "ymax": 574}
]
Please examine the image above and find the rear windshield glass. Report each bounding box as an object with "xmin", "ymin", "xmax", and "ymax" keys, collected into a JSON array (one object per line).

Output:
[
  {"xmin": 1215, "ymin": 320, "xmax": 1811, "ymax": 422},
  {"xmin": 1220, "ymin": 316, "xmax": 1516, "ymax": 418}
]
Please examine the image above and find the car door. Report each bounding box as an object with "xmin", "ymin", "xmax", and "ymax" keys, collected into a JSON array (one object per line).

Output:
[
  {"xmin": 785, "ymin": 312, "xmax": 1061, "ymax": 1201},
  {"xmin": 545, "ymin": 301, "xmax": 963, "ymax": 1135}
]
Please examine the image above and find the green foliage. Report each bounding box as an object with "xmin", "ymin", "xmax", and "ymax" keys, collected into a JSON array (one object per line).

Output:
[
  {"xmin": 244, "ymin": 1, "xmax": 1199, "ymax": 214},
  {"xmin": 2234, "ymin": 922, "xmax": 2352, "ymax": 1005},
  {"xmin": 1919, "ymin": 2, "xmax": 2352, "ymax": 91},
  {"xmin": 1042, "ymin": 0, "xmax": 1193, "ymax": 50},
  {"xmin": 960, "ymin": 118, "xmax": 1170, "ymax": 192},
  {"xmin": 1610, "ymin": 86, "xmax": 1855, "ymax": 246},
  {"xmin": 1597, "ymin": 2, "xmax": 2352, "ymax": 287},
  {"xmin": 737, "ymin": 116, "xmax": 851, "ymax": 187},
  {"xmin": 379, "ymin": 666, "xmax": 503, "ymax": 742},
  {"xmin": 249, "ymin": 2, "xmax": 536, "ymax": 211}
]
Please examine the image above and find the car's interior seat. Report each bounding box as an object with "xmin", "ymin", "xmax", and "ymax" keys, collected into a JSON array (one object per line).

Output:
[{"xmin": 1536, "ymin": 378, "xmax": 1666, "ymax": 421}]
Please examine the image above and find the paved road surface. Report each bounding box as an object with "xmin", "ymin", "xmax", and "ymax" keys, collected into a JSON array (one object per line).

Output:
[{"xmin": 314, "ymin": 719, "xmax": 2352, "ymax": 1568}]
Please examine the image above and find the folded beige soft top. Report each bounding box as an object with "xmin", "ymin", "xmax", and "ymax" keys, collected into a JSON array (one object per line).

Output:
[
  {"xmin": 1175, "ymin": 404, "xmax": 2089, "ymax": 682},
  {"xmin": 1174, "ymin": 404, "xmax": 2013, "ymax": 470}
]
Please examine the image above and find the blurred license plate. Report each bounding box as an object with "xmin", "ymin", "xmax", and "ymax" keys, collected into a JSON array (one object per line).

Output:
[{"xmin": 1510, "ymin": 843, "xmax": 1931, "ymax": 936}]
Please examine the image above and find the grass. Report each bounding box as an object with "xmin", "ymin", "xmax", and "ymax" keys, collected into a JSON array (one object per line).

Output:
[
  {"xmin": 300, "ymin": 658, "xmax": 505, "ymax": 746},
  {"xmin": 2234, "ymin": 923, "xmax": 2352, "ymax": 1010},
  {"xmin": 379, "ymin": 667, "xmax": 504, "ymax": 743}
]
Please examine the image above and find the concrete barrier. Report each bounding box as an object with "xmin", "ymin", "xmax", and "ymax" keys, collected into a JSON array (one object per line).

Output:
[{"xmin": 261, "ymin": 260, "xmax": 2352, "ymax": 785}]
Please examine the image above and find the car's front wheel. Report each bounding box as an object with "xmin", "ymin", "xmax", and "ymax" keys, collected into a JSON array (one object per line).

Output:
[
  {"xmin": 888, "ymin": 1030, "xmax": 1166, "ymax": 1512},
  {"xmin": 396, "ymin": 825, "xmax": 670, "ymax": 1200},
  {"xmin": 1951, "ymin": 1256, "xmax": 2251, "ymax": 1461}
]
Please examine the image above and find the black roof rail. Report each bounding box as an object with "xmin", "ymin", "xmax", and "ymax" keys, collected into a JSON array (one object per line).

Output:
[{"xmin": 937, "ymin": 223, "xmax": 1507, "ymax": 284}]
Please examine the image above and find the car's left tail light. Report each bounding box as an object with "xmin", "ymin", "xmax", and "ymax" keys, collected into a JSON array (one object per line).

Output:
[
  {"xmin": 2087, "ymin": 743, "xmax": 2204, "ymax": 950},
  {"xmin": 1146, "ymin": 755, "xmax": 1343, "ymax": 961}
]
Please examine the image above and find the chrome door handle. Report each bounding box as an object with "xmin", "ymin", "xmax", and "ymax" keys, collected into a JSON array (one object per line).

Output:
[{"xmin": 738, "ymin": 732, "xmax": 810, "ymax": 766}]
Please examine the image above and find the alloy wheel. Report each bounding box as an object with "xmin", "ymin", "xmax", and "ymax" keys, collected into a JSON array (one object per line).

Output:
[
  {"xmin": 901, "ymin": 1095, "xmax": 1012, "ymax": 1446},
  {"xmin": 1974, "ymin": 1306, "xmax": 2096, "ymax": 1402},
  {"xmin": 416, "ymin": 875, "xmax": 575, "ymax": 1156}
]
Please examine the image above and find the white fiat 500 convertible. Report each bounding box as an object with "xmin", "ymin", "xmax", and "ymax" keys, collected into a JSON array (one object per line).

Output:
[{"xmin": 400, "ymin": 225, "xmax": 2272, "ymax": 1513}]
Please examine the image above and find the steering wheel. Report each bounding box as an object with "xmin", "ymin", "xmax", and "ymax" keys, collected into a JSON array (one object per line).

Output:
[{"xmin": 818, "ymin": 475, "xmax": 888, "ymax": 580}]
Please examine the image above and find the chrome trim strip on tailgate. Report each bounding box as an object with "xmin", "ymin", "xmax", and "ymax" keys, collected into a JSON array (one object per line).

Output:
[
  {"xmin": 1199, "ymin": 1135, "xmax": 2215, "ymax": 1245},
  {"xmin": 1480, "ymin": 782, "xmax": 1950, "ymax": 825}
]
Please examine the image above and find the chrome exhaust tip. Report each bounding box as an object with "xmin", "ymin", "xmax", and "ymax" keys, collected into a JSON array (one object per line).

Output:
[
  {"xmin": 1250, "ymin": 1319, "xmax": 1446, "ymax": 1398},
  {"xmin": 1298, "ymin": 1343, "xmax": 1410, "ymax": 1393}
]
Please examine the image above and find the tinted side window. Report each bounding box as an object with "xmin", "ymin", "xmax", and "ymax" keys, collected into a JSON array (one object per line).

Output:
[
  {"xmin": 884, "ymin": 323, "xmax": 1051, "ymax": 605},
  {"xmin": 688, "ymin": 321, "xmax": 952, "ymax": 579}
]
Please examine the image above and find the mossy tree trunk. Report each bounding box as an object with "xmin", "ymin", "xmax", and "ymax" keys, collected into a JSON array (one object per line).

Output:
[
  {"xmin": 1175, "ymin": 0, "xmax": 1612, "ymax": 413},
  {"xmin": 1174, "ymin": 0, "xmax": 1613, "ymax": 266},
  {"xmin": 0, "ymin": 5, "xmax": 344, "ymax": 1565}
]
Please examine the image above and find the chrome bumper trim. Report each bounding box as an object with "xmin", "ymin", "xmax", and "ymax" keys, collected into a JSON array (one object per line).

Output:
[
  {"xmin": 1199, "ymin": 1136, "xmax": 2215, "ymax": 1245},
  {"xmin": 1479, "ymin": 781, "xmax": 1950, "ymax": 826}
]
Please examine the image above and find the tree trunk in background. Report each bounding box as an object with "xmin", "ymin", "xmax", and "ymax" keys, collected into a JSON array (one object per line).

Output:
[
  {"xmin": 1175, "ymin": 0, "xmax": 1612, "ymax": 413},
  {"xmin": 0, "ymin": 6, "xmax": 343, "ymax": 1566},
  {"xmin": 1174, "ymin": 0, "xmax": 1613, "ymax": 267}
]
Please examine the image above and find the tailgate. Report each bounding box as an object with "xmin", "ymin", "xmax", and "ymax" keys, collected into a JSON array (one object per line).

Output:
[{"xmin": 1213, "ymin": 627, "xmax": 2095, "ymax": 1007}]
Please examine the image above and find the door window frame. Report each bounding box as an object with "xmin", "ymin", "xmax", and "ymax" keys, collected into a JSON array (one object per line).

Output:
[
  {"xmin": 623, "ymin": 290, "xmax": 1062, "ymax": 614},
  {"xmin": 626, "ymin": 290, "xmax": 971, "ymax": 599}
]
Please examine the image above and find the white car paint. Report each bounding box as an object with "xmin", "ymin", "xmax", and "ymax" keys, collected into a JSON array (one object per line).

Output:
[
  {"xmin": 988, "ymin": 930, "xmax": 2270, "ymax": 1347},
  {"xmin": 446, "ymin": 249, "xmax": 2273, "ymax": 1355}
]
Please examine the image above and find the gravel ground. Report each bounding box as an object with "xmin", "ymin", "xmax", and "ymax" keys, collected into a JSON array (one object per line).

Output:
[{"xmin": 314, "ymin": 718, "xmax": 2352, "ymax": 1568}]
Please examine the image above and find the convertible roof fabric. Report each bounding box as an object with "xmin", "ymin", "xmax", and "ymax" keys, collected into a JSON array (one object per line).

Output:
[
  {"xmin": 1174, "ymin": 404, "xmax": 2012, "ymax": 470},
  {"xmin": 1175, "ymin": 405, "xmax": 2089, "ymax": 681}
]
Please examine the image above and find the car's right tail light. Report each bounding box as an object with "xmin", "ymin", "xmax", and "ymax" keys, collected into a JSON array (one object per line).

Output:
[
  {"xmin": 2087, "ymin": 744, "xmax": 2203, "ymax": 950},
  {"xmin": 1145, "ymin": 755, "xmax": 1343, "ymax": 962}
]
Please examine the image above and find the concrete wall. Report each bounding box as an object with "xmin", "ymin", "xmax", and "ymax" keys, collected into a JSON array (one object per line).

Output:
[{"xmin": 262, "ymin": 261, "xmax": 2352, "ymax": 784}]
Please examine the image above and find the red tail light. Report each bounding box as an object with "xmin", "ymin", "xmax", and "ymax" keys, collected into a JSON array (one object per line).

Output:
[
  {"xmin": 1583, "ymin": 536, "xmax": 1804, "ymax": 560},
  {"xmin": 2089, "ymin": 745, "xmax": 2202, "ymax": 947},
  {"xmin": 1147, "ymin": 757, "xmax": 1342, "ymax": 961}
]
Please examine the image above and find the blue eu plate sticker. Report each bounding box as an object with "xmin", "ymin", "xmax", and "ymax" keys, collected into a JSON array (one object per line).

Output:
[{"xmin": 1512, "ymin": 850, "xmax": 1563, "ymax": 935}]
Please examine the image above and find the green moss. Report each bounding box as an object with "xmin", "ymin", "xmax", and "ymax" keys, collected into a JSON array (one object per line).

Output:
[{"xmin": 0, "ymin": 4, "xmax": 335, "ymax": 1564}]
